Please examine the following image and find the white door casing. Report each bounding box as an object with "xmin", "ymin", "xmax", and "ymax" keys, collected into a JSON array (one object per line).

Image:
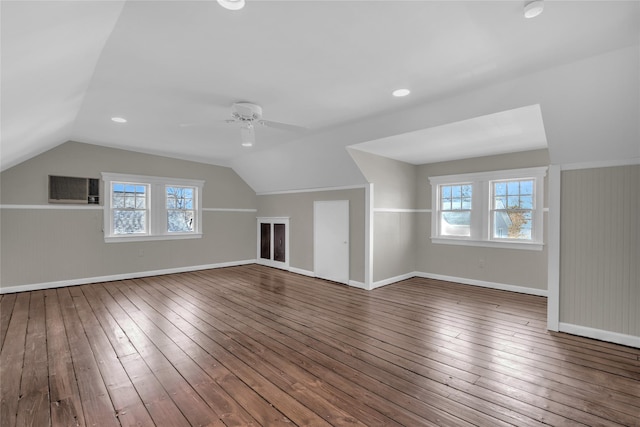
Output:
[
  {"xmin": 256, "ymin": 217, "xmax": 289, "ymax": 270},
  {"xmin": 314, "ymin": 200, "xmax": 349, "ymax": 285}
]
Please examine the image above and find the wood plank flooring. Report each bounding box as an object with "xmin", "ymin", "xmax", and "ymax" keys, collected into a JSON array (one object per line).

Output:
[{"xmin": 1, "ymin": 264, "xmax": 639, "ymax": 426}]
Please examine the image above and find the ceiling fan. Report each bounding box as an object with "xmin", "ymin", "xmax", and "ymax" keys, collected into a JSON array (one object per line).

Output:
[{"xmin": 184, "ymin": 102, "xmax": 306, "ymax": 147}]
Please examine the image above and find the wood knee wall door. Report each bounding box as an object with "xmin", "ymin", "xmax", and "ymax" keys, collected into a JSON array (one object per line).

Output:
[
  {"xmin": 257, "ymin": 217, "xmax": 289, "ymax": 270},
  {"xmin": 273, "ymin": 223, "xmax": 286, "ymax": 262}
]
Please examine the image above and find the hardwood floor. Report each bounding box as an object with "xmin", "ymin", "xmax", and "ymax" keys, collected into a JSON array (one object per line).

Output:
[{"xmin": 1, "ymin": 265, "xmax": 639, "ymax": 426}]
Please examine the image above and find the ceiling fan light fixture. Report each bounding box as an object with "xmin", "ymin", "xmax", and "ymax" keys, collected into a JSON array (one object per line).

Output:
[
  {"xmin": 392, "ymin": 88, "xmax": 411, "ymax": 97},
  {"xmin": 217, "ymin": 0, "xmax": 245, "ymax": 11},
  {"xmin": 524, "ymin": 0, "xmax": 544, "ymax": 18},
  {"xmin": 240, "ymin": 123, "xmax": 254, "ymax": 147}
]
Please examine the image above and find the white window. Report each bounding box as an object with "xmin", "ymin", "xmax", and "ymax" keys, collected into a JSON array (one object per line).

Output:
[
  {"xmin": 429, "ymin": 167, "xmax": 546, "ymax": 250},
  {"xmin": 491, "ymin": 179, "xmax": 535, "ymax": 240},
  {"xmin": 166, "ymin": 186, "xmax": 195, "ymax": 233},
  {"xmin": 111, "ymin": 182, "xmax": 149, "ymax": 235},
  {"xmin": 102, "ymin": 173, "xmax": 204, "ymax": 242},
  {"xmin": 439, "ymin": 183, "xmax": 472, "ymax": 237}
]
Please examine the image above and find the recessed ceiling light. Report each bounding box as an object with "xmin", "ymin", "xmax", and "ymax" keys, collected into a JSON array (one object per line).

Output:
[
  {"xmin": 524, "ymin": 0, "xmax": 544, "ymax": 18},
  {"xmin": 392, "ymin": 88, "xmax": 411, "ymax": 97},
  {"xmin": 217, "ymin": 0, "xmax": 245, "ymax": 11},
  {"xmin": 111, "ymin": 117, "xmax": 127, "ymax": 123}
]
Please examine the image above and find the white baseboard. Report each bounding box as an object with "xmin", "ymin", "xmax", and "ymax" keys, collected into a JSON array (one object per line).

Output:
[
  {"xmin": 288, "ymin": 267, "xmax": 315, "ymax": 277},
  {"xmin": 371, "ymin": 272, "xmax": 417, "ymax": 290},
  {"xmin": 415, "ymin": 272, "xmax": 548, "ymax": 297},
  {"xmin": 369, "ymin": 271, "xmax": 547, "ymax": 297},
  {"xmin": 559, "ymin": 322, "xmax": 640, "ymax": 349},
  {"xmin": 349, "ymin": 280, "xmax": 367, "ymax": 289},
  {"xmin": 288, "ymin": 266, "xmax": 366, "ymax": 289},
  {"xmin": 0, "ymin": 259, "xmax": 257, "ymax": 294}
]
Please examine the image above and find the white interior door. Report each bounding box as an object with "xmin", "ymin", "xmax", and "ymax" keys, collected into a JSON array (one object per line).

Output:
[{"xmin": 314, "ymin": 200, "xmax": 349, "ymax": 285}]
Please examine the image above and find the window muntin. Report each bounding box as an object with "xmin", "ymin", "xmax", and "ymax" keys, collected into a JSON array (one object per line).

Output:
[
  {"xmin": 111, "ymin": 182, "xmax": 149, "ymax": 235},
  {"xmin": 491, "ymin": 179, "xmax": 534, "ymax": 240},
  {"xmin": 102, "ymin": 173, "xmax": 204, "ymax": 242},
  {"xmin": 429, "ymin": 167, "xmax": 547, "ymax": 250},
  {"xmin": 439, "ymin": 184, "xmax": 472, "ymax": 237},
  {"xmin": 166, "ymin": 186, "xmax": 195, "ymax": 233}
]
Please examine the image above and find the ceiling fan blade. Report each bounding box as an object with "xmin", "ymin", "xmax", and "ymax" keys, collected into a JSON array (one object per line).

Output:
[{"xmin": 258, "ymin": 119, "xmax": 307, "ymax": 133}]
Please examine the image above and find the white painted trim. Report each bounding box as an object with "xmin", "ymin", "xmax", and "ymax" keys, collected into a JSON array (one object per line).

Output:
[
  {"xmin": 364, "ymin": 183, "xmax": 374, "ymax": 290},
  {"xmin": 0, "ymin": 260, "xmax": 256, "ymax": 294},
  {"xmin": 313, "ymin": 200, "xmax": 350, "ymax": 285},
  {"xmin": 203, "ymin": 208, "xmax": 257, "ymax": 212},
  {"xmin": 429, "ymin": 166, "xmax": 547, "ymax": 248},
  {"xmin": 256, "ymin": 217, "xmax": 290, "ymax": 271},
  {"xmin": 416, "ymin": 272, "xmax": 548, "ymax": 297},
  {"xmin": 289, "ymin": 267, "xmax": 315, "ymax": 277},
  {"xmin": 366, "ymin": 271, "xmax": 548, "ymax": 296},
  {"xmin": 371, "ymin": 272, "xmax": 416, "ymax": 290},
  {"xmin": 547, "ymin": 165, "xmax": 561, "ymax": 331},
  {"xmin": 289, "ymin": 266, "xmax": 365, "ymax": 288},
  {"xmin": 102, "ymin": 173, "xmax": 204, "ymax": 242},
  {"xmin": 104, "ymin": 233, "xmax": 203, "ymax": 243},
  {"xmin": 561, "ymin": 157, "xmax": 640, "ymax": 171},
  {"xmin": 349, "ymin": 280, "xmax": 367, "ymax": 289},
  {"xmin": 374, "ymin": 208, "xmax": 430, "ymax": 213},
  {"xmin": 430, "ymin": 237, "xmax": 544, "ymax": 251},
  {"xmin": 559, "ymin": 323, "xmax": 640, "ymax": 349},
  {"xmin": 256, "ymin": 184, "xmax": 367, "ymax": 196},
  {"xmin": 0, "ymin": 205, "xmax": 256, "ymax": 212},
  {"xmin": 0, "ymin": 204, "xmax": 103, "ymax": 210}
]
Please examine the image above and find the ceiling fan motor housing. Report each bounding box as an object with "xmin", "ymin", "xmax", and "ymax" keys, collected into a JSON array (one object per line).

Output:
[{"xmin": 232, "ymin": 102, "xmax": 263, "ymax": 122}]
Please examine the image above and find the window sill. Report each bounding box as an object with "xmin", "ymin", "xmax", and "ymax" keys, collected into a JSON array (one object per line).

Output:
[
  {"xmin": 431, "ymin": 237, "xmax": 544, "ymax": 251},
  {"xmin": 105, "ymin": 233, "xmax": 202, "ymax": 243}
]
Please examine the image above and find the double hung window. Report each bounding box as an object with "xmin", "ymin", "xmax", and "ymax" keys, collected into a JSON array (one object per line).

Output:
[
  {"xmin": 439, "ymin": 184, "xmax": 472, "ymax": 237},
  {"xmin": 429, "ymin": 167, "xmax": 546, "ymax": 250},
  {"xmin": 102, "ymin": 173, "xmax": 204, "ymax": 242},
  {"xmin": 166, "ymin": 186, "xmax": 195, "ymax": 232},
  {"xmin": 111, "ymin": 183, "xmax": 149, "ymax": 235},
  {"xmin": 491, "ymin": 179, "xmax": 534, "ymax": 240}
]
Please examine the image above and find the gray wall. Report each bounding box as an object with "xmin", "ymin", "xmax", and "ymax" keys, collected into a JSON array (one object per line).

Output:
[
  {"xmin": 0, "ymin": 141, "xmax": 257, "ymax": 290},
  {"xmin": 256, "ymin": 188, "xmax": 366, "ymax": 284},
  {"xmin": 560, "ymin": 165, "xmax": 639, "ymax": 337},
  {"xmin": 416, "ymin": 149, "xmax": 550, "ymax": 291},
  {"xmin": 349, "ymin": 148, "xmax": 551, "ymax": 290},
  {"xmin": 349, "ymin": 149, "xmax": 418, "ymax": 282}
]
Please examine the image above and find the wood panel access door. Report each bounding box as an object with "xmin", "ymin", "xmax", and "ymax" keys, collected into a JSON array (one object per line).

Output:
[
  {"xmin": 257, "ymin": 217, "xmax": 289, "ymax": 270},
  {"xmin": 314, "ymin": 200, "xmax": 349, "ymax": 285}
]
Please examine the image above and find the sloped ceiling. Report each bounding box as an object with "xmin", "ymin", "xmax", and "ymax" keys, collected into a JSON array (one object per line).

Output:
[{"xmin": 1, "ymin": 1, "xmax": 638, "ymax": 193}]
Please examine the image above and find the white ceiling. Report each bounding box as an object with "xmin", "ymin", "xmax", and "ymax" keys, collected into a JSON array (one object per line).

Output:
[
  {"xmin": 349, "ymin": 104, "xmax": 549, "ymax": 165},
  {"xmin": 1, "ymin": 1, "xmax": 639, "ymax": 192}
]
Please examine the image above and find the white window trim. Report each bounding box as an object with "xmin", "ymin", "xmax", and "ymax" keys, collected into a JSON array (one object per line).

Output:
[
  {"xmin": 102, "ymin": 172, "xmax": 204, "ymax": 243},
  {"xmin": 429, "ymin": 167, "xmax": 547, "ymax": 251}
]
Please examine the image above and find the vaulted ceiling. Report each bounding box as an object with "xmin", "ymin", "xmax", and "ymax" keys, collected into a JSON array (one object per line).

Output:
[{"xmin": 2, "ymin": 1, "xmax": 638, "ymax": 192}]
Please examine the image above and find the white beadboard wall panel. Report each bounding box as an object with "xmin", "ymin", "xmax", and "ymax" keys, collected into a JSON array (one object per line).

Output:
[{"xmin": 559, "ymin": 165, "xmax": 639, "ymax": 337}]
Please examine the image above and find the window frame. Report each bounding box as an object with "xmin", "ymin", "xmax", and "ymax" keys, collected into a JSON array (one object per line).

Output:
[
  {"xmin": 429, "ymin": 167, "xmax": 547, "ymax": 251},
  {"xmin": 110, "ymin": 181, "xmax": 150, "ymax": 237},
  {"xmin": 437, "ymin": 182, "xmax": 473, "ymax": 238},
  {"xmin": 102, "ymin": 172, "xmax": 204, "ymax": 243}
]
